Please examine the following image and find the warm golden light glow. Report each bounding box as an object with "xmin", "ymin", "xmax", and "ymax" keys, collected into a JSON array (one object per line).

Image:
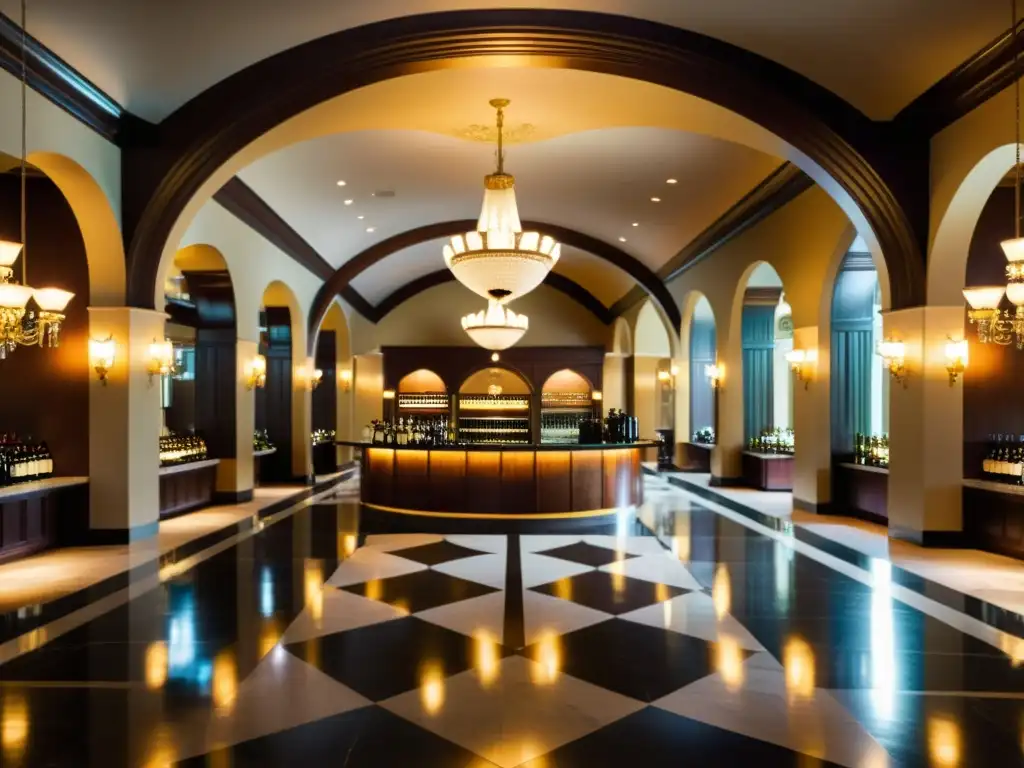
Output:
[
  {"xmin": 341, "ymin": 534, "xmax": 358, "ymax": 557},
  {"xmin": 245, "ymin": 354, "xmax": 267, "ymax": 389},
  {"xmin": 705, "ymin": 362, "xmax": 724, "ymax": 389},
  {"xmin": 473, "ymin": 630, "xmax": 501, "ymax": 687},
  {"xmin": 339, "ymin": 368, "xmax": 352, "ymax": 391},
  {"xmin": 212, "ymin": 651, "xmax": 238, "ymax": 710},
  {"xmin": 712, "ymin": 564, "xmax": 731, "ymax": 618},
  {"xmin": 365, "ymin": 579, "xmax": 383, "ymax": 602},
  {"xmin": 783, "ymin": 636, "xmax": 816, "ymax": 701},
  {"xmin": 1, "ymin": 692, "xmax": 29, "ymax": 763},
  {"xmin": 611, "ymin": 569, "xmax": 627, "ymax": 599},
  {"xmin": 304, "ymin": 561, "xmax": 324, "ymax": 622},
  {"xmin": 715, "ymin": 636, "xmax": 745, "ymax": 691},
  {"xmin": 876, "ymin": 339, "xmax": 906, "ymax": 385},
  {"xmin": 944, "ymin": 338, "xmax": 968, "ymax": 385},
  {"xmin": 655, "ymin": 582, "xmax": 670, "ymax": 604},
  {"xmin": 260, "ymin": 618, "xmax": 281, "ymax": 658},
  {"xmin": 419, "ymin": 661, "xmax": 446, "ymax": 715},
  {"xmin": 1000, "ymin": 633, "xmax": 1024, "ymax": 667},
  {"xmin": 89, "ymin": 336, "xmax": 115, "ymax": 384},
  {"xmin": 382, "ymin": 388, "xmax": 396, "ymax": 400},
  {"xmin": 553, "ymin": 577, "xmax": 573, "ymax": 602},
  {"xmin": 145, "ymin": 641, "xmax": 168, "ymax": 690},
  {"xmin": 531, "ymin": 632, "xmax": 562, "ymax": 685},
  {"xmin": 927, "ymin": 716, "xmax": 961, "ymax": 767},
  {"xmin": 146, "ymin": 338, "xmax": 175, "ymax": 379}
]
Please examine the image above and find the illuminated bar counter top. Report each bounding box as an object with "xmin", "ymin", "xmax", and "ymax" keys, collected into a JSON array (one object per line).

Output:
[{"xmin": 338, "ymin": 441, "xmax": 653, "ymax": 516}]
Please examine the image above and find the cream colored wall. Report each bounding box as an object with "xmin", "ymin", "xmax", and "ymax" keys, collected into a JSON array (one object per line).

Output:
[
  {"xmin": 354, "ymin": 353, "xmax": 384, "ymax": 434},
  {"xmin": 374, "ymin": 281, "xmax": 611, "ymax": 347}
]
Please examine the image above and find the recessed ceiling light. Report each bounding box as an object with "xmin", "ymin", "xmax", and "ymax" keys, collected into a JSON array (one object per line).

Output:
[
  {"xmin": 666, "ymin": 178, "xmax": 678, "ymax": 184},
  {"xmin": 632, "ymin": 222, "xmax": 639, "ymax": 227},
  {"xmin": 650, "ymin": 197, "xmax": 661, "ymax": 203},
  {"xmin": 336, "ymin": 180, "xmax": 346, "ymax": 187},
  {"xmin": 357, "ymin": 215, "xmax": 365, "ymax": 220},
  {"xmin": 366, "ymin": 227, "xmax": 376, "ymax": 233},
  {"xmin": 344, "ymin": 199, "xmax": 353, "ymax": 205},
  {"xmin": 618, "ymin": 237, "xmax": 627, "ymax": 242}
]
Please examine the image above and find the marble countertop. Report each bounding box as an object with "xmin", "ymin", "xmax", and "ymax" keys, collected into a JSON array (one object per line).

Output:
[
  {"xmin": 158, "ymin": 458, "xmax": 220, "ymax": 477},
  {"xmin": 0, "ymin": 476, "xmax": 89, "ymax": 502},
  {"xmin": 963, "ymin": 477, "xmax": 1024, "ymax": 497},
  {"xmin": 254, "ymin": 448, "xmax": 277, "ymax": 457}
]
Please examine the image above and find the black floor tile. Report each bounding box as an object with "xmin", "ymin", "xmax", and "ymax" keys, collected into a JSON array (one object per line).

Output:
[
  {"xmin": 177, "ymin": 705, "xmax": 497, "ymax": 767},
  {"xmin": 535, "ymin": 541, "xmax": 638, "ymax": 567},
  {"xmin": 529, "ymin": 569, "xmax": 687, "ymax": 615},
  {"xmin": 519, "ymin": 706, "xmax": 844, "ymax": 767},
  {"xmin": 283, "ymin": 615, "xmax": 512, "ymax": 701},
  {"xmin": 519, "ymin": 618, "xmax": 749, "ymax": 702},
  {"xmin": 341, "ymin": 568, "xmax": 499, "ymax": 614},
  {"xmin": 389, "ymin": 539, "xmax": 490, "ymax": 565}
]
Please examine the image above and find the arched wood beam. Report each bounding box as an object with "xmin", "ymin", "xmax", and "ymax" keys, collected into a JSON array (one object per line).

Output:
[
  {"xmin": 307, "ymin": 219, "xmax": 679, "ymax": 353},
  {"xmin": 374, "ymin": 269, "xmax": 615, "ymax": 324}
]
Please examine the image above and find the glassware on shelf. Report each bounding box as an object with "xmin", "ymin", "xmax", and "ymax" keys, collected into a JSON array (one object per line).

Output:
[
  {"xmin": 459, "ymin": 395, "xmax": 530, "ymax": 411},
  {"xmin": 456, "ymin": 416, "xmax": 531, "ymax": 445},
  {"xmin": 748, "ymin": 427, "xmax": 795, "ymax": 455},
  {"xmin": 854, "ymin": 432, "xmax": 889, "ymax": 468},
  {"xmin": 159, "ymin": 432, "xmax": 208, "ymax": 467},
  {"xmin": 691, "ymin": 427, "xmax": 715, "ymax": 445},
  {"xmin": 311, "ymin": 429, "xmax": 336, "ymax": 446},
  {"xmin": 541, "ymin": 391, "xmax": 592, "ymax": 408}
]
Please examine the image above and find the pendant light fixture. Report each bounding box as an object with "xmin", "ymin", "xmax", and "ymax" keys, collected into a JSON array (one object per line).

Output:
[
  {"xmin": 461, "ymin": 298, "xmax": 529, "ymax": 350},
  {"xmin": 0, "ymin": 0, "xmax": 74, "ymax": 360},
  {"xmin": 963, "ymin": 0, "xmax": 1024, "ymax": 347},
  {"xmin": 443, "ymin": 99, "xmax": 560, "ymax": 304}
]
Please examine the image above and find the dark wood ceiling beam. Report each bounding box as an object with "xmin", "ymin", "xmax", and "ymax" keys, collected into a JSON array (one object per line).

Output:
[{"xmin": 374, "ymin": 269, "xmax": 615, "ymax": 324}]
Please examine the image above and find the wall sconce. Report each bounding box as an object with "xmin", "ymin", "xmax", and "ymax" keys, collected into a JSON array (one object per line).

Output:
[
  {"xmin": 592, "ymin": 390, "xmax": 603, "ymax": 402},
  {"xmin": 657, "ymin": 369, "xmax": 672, "ymax": 383},
  {"xmin": 339, "ymin": 368, "xmax": 352, "ymax": 391},
  {"xmin": 784, "ymin": 348, "xmax": 817, "ymax": 389},
  {"xmin": 382, "ymin": 389, "xmax": 396, "ymax": 401},
  {"xmin": 89, "ymin": 336, "xmax": 115, "ymax": 385},
  {"xmin": 146, "ymin": 338, "xmax": 175, "ymax": 383},
  {"xmin": 310, "ymin": 368, "xmax": 324, "ymax": 390},
  {"xmin": 877, "ymin": 339, "xmax": 906, "ymax": 386},
  {"xmin": 945, "ymin": 338, "xmax": 968, "ymax": 386},
  {"xmin": 245, "ymin": 354, "xmax": 267, "ymax": 390},
  {"xmin": 490, "ymin": 352, "xmax": 500, "ymax": 362},
  {"xmin": 705, "ymin": 363, "xmax": 724, "ymax": 390}
]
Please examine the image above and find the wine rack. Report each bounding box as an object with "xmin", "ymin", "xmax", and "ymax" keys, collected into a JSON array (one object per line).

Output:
[
  {"xmin": 459, "ymin": 395, "xmax": 529, "ymax": 412},
  {"xmin": 457, "ymin": 417, "xmax": 531, "ymax": 445},
  {"xmin": 541, "ymin": 391, "xmax": 592, "ymax": 408},
  {"xmin": 540, "ymin": 410, "xmax": 589, "ymax": 444},
  {"xmin": 397, "ymin": 393, "xmax": 450, "ymax": 411}
]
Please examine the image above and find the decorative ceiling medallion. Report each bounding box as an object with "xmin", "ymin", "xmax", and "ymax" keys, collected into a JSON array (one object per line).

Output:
[{"xmin": 456, "ymin": 123, "xmax": 536, "ymax": 144}]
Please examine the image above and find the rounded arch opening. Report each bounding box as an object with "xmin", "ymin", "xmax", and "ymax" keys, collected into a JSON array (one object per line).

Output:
[
  {"xmin": 399, "ymin": 369, "xmax": 447, "ymax": 394},
  {"xmin": 131, "ymin": 12, "xmax": 921, "ymax": 313},
  {"xmin": 459, "ymin": 366, "xmax": 532, "ymax": 396},
  {"xmin": 633, "ymin": 299, "xmax": 675, "ymax": 439},
  {"xmin": 680, "ymin": 291, "xmax": 717, "ymax": 444},
  {"xmin": 541, "ymin": 368, "xmax": 592, "ymax": 394}
]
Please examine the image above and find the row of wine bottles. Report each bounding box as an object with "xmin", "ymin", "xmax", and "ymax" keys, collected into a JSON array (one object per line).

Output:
[
  {"xmin": 749, "ymin": 428, "xmax": 795, "ymax": 455},
  {"xmin": 312, "ymin": 429, "xmax": 336, "ymax": 446},
  {"xmin": 854, "ymin": 433, "xmax": 889, "ymax": 468},
  {"xmin": 0, "ymin": 434, "xmax": 54, "ymax": 487},
  {"xmin": 364, "ymin": 417, "xmax": 456, "ymax": 446},
  {"xmin": 578, "ymin": 409, "xmax": 639, "ymax": 445},
  {"xmin": 982, "ymin": 434, "xmax": 1024, "ymax": 483},
  {"xmin": 159, "ymin": 433, "xmax": 208, "ymax": 466}
]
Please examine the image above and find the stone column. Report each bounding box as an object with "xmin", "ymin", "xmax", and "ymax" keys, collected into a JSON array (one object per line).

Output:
[
  {"xmin": 222, "ymin": 338, "xmax": 257, "ymax": 498},
  {"xmin": 87, "ymin": 307, "xmax": 165, "ymax": 541},
  {"xmin": 337, "ymin": 356, "xmax": 354, "ymax": 464},
  {"xmin": 711, "ymin": 326, "xmax": 744, "ymax": 483},
  {"xmin": 791, "ymin": 325, "xmax": 832, "ymax": 511},
  {"xmin": 292, "ymin": 355, "xmax": 313, "ymax": 482},
  {"xmin": 884, "ymin": 306, "xmax": 964, "ymax": 544}
]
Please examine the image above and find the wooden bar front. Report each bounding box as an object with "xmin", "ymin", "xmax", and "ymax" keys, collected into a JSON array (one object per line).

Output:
[
  {"xmin": 351, "ymin": 443, "xmax": 647, "ymax": 514},
  {"xmin": 741, "ymin": 451, "xmax": 794, "ymax": 491}
]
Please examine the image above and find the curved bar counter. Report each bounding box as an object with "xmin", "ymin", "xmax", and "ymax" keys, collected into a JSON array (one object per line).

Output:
[{"xmin": 338, "ymin": 441, "xmax": 652, "ymax": 517}]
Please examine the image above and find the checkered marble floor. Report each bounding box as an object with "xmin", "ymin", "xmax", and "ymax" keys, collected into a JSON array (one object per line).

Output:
[{"xmin": 176, "ymin": 533, "xmax": 893, "ymax": 767}]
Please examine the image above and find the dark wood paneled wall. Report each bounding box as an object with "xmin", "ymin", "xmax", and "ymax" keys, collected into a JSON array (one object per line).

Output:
[
  {"xmin": 381, "ymin": 346, "xmax": 605, "ymax": 394},
  {"xmin": 0, "ymin": 176, "xmax": 89, "ymax": 476},
  {"xmin": 963, "ymin": 187, "xmax": 1022, "ymax": 477},
  {"xmin": 313, "ymin": 331, "xmax": 336, "ymax": 431},
  {"xmin": 258, "ymin": 307, "xmax": 293, "ymax": 482},
  {"xmin": 194, "ymin": 328, "xmax": 237, "ymax": 459}
]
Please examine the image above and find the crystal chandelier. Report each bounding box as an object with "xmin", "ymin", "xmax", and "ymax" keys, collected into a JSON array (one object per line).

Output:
[
  {"xmin": 461, "ymin": 298, "xmax": 529, "ymax": 350},
  {"xmin": 963, "ymin": 0, "xmax": 1024, "ymax": 348},
  {"xmin": 443, "ymin": 98, "xmax": 560, "ymax": 304},
  {"xmin": 0, "ymin": 0, "xmax": 74, "ymax": 360}
]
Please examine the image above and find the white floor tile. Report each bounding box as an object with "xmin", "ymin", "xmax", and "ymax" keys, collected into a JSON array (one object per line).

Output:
[
  {"xmin": 619, "ymin": 592, "xmax": 764, "ymax": 651},
  {"xmin": 654, "ymin": 652, "xmax": 891, "ymax": 768},
  {"xmin": 416, "ymin": 591, "xmax": 507, "ymax": 639},
  {"xmin": 325, "ymin": 548, "xmax": 428, "ymax": 587},
  {"xmin": 381, "ymin": 656, "xmax": 644, "ymax": 768},
  {"xmin": 522, "ymin": 590, "xmax": 611, "ymax": 645},
  {"xmin": 520, "ymin": 552, "xmax": 593, "ymax": 589},
  {"xmin": 521, "ymin": 535, "xmax": 582, "ymax": 553},
  {"xmin": 433, "ymin": 552, "xmax": 508, "ymax": 589},
  {"xmin": 361, "ymin": 533, "xmax": 445, "ymax": 552},
  {"xmin": 599, "ymin": 552, "xmax": 704, "ymax": 591},
  {"xmin": 583, "ymin": 535, "xmax": 667, "ymax": 556},
  {"xmin": 280, "ymin": 587, "xmax": 406, "ymax": 644},
  {"xmin": 445, "ymin": 535, "xmax": 507, "ymax": 554}
]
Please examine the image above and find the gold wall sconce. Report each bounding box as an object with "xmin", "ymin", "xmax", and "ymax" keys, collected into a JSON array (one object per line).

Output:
[
  {"xmin": 705, "ymin": 362, "xmax": 724, "ymax": 390},
  {"xmin": 311, "ymin": 368, "xmax": 324, "ymax": 390},
  {"xmin": 877, "ymin": 339, "xmax": 906, "ymax": 386},
  {"xmin": 944, "ymin": 338, "xmax": 968, "ymax": 386},
  {"xmin": 382, "ymin": 389, "xmax": 396, "ymax": 401},
  {"xmin": 784, "ymin": 348, "xmax": 817, "ymax": 389},
  {"xmin": 245, "ymin": 354, "xmax": 267, "ymax": 390},
  {"xmin": 592, "ymin": 390, "xmax": 603, "ymax": 402},
  {"xmin": 657, "ymin": 369, "xmax": 672, "ymax": 383},
  {"xmin": 146, "ymin": 338, "xmax": 175, "ymax": 384},
  {"xmin": 339, "ymin": 368, "xmax": 352, "ymax": 391},
  {"xmin": 89, "ymin": 336, "xmax": 115, "ymax": 385}
]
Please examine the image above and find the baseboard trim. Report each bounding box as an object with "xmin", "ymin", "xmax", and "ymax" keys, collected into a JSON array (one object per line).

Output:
[
  {"xmin": 710, "ymin": 475, "xmax": 744, "ymax": 488},
  {"xmin": 213, "ymin": 489, "xmax": 255, "ymax": 504},
  {"xmin": 889, "ymin": 524, "xmax": 967, "ymax": 548},
  {"xmin": 86, "ymin": 519, "xmax": 161, "ymax": 545},
  {"xmin": 793, "ymin": 497, "xmax": 832, "ymax": 515}
]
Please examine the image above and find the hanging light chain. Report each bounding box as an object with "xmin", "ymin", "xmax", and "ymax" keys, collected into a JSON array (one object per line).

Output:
[{"xmin": 19, "ymin": 0, "xmax": 27, "ymax": 286}]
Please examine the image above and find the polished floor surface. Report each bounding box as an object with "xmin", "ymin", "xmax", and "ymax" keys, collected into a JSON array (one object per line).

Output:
[{"xmin": 0, "ymin": 476, "xmax": 1022, "ymax": 766}]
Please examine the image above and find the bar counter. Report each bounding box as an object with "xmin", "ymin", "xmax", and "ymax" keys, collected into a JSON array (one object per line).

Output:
[
  {"xmin": 339, "ymin": 441, "xmax": 653, "ymax": 516},
  {"xmin": 741, "ymin": 451, "xmax": 794, "ymax": 491}
]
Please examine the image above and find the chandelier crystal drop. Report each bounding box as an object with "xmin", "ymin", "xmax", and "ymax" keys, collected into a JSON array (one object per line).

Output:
[
  {"xmin": 461, "ymin": 298, "xmax": 529, "ymax": 351},
  {"xmin": 0, "ymin": 0, "xmax": 74, "ymax": 360},
  {"xmin": 443, "ymin": 98, "xmax": 560, "ymax": 304}
]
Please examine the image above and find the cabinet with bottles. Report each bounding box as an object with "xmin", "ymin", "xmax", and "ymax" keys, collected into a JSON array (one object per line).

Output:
[
  {"xmin": 854, "ymin": 433, "xmax": 889, "ymax": 469},
  {"xmin": 980, "ymin": 434, "xmax": 1024, "ymax": 485},
  {"xmin": 158, "ymin": 433, "xmax": 209, "ymax": 467},
  {"xmin": 397, "ymin": 393, "xmax": 451, "ymax": 413},
  {"xmin": 457, "ymin": 394, "xmax": 532, "ymax": 444},
  {"xmin": 0, "ymin": 434, "xmax": 54, "ymax": 488},
  {"xmin": 364, "ymin": 416, "xmax": 455, "ymax": 447}
]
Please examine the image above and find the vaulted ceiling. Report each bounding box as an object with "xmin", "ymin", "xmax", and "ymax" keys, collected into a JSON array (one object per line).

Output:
[{"xmin": 0, "ymin": 0, "xmax": 1006, "ymax": 120}]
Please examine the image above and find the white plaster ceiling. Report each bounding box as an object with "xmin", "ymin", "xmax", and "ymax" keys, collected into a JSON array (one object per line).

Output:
[
  {"xmin": 0, "ymin": 0, "xmax": 1006, "ymax": 120},
  {"xmin": 237, "ymin": 125, "xmax": 781, "ymax": 304}
]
